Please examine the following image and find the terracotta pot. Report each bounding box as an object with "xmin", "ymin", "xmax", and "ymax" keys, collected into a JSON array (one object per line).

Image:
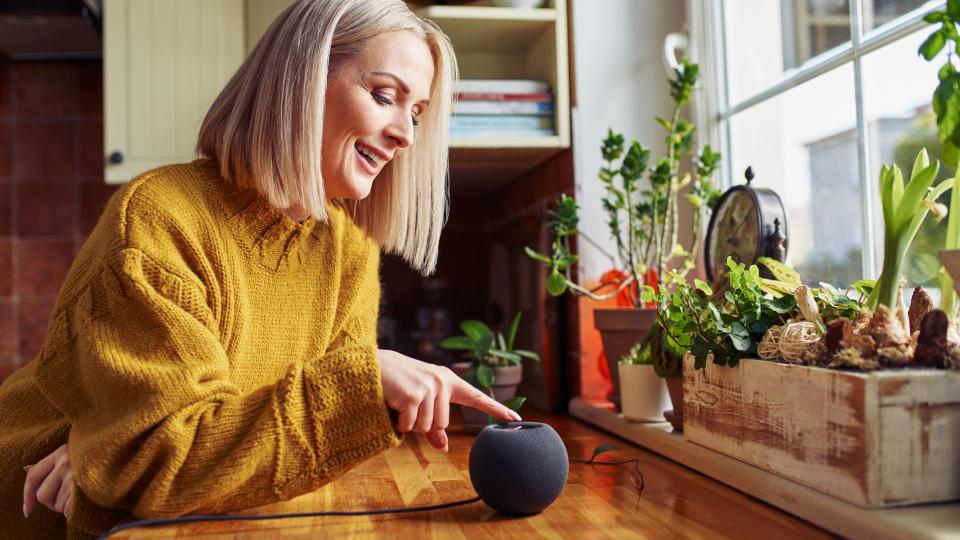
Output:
[
  {"xmin": 593, "ymin": 308, "xmax": 658, "ymax": 411},
  {"xmin": 617, "ymin": 363, "xmax": 670, "ymax": 421},
  {"xmin": 663, "ymin": 374, "xmax": 683, "ymax": 431},
  {"xmin": 451, "ymin": 362, "xmax": 523, "ymax": 433}
]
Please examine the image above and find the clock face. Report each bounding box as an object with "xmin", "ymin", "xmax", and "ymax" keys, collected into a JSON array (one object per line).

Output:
[{"xmin": 708, "ymin": 189, "xmax": 760, "ymax": 281}]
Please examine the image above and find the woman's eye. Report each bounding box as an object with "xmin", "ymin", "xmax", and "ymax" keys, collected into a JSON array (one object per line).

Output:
[{"xmin": 371, "ymin": 92, "xmax": 394, "ymax": 106}]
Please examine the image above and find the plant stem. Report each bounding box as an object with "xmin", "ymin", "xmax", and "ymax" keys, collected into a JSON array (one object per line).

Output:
[
  {"xmin": 870, "ymin": 235, "xmax": 905, "ymax": 310},
  {"xmin": 658, "ymin": 105, "xmax": 683, "ymax": 278},
  {"xmin": 622, "ymin": 159, "xmax": 643, "ymax": 306},
  {"xmin": 565, "ymin": 274, "xmax": 636, "ymax": 301}
]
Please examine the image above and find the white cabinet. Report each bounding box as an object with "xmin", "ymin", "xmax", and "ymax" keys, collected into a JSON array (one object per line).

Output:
[
  {"xmin": 104, "ymin": 0, "xmax": 571, "ymax": 190},
  {"xmin": 103, "ymin": 0, "xmax": 245, "ymax": 183}
]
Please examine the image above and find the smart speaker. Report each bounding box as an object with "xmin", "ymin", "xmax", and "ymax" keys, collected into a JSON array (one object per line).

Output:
[{"xmin": 468, "ymin": 422, "xmax": 569, "ymax": 515}]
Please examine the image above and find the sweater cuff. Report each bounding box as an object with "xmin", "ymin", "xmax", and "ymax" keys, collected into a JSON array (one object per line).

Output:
[
  {"xmin": 68, "ymin": 485, "xmax": 130, "ymax": 538},
  {"xmin": 272, "ymin": 346, "xmax": 402, "ymax": 500}
]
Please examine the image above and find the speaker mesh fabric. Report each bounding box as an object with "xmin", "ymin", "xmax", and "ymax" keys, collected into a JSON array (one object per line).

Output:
[{"xmin": 468, "ymin": 422, "xmax": 569, "ymax": 515}]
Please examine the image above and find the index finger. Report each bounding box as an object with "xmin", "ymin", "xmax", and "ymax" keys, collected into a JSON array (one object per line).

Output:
[
  {"xmin": 23, "ymin": 456, "xmax": 56, "ymax": 517},
  {"xmin": 450, "ymin": 377, "xmax": 522, "ymax": 422}
]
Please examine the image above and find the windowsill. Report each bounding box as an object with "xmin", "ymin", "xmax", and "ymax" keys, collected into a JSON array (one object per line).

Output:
[{"xmin": 569, "ymin": 397, "xmax": 960, "ymax": 540}]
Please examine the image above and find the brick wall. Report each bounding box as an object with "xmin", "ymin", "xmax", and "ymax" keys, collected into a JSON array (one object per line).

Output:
[{"xmin": 0, "ymin": 60, "xmax": 117, "ymax": 382}]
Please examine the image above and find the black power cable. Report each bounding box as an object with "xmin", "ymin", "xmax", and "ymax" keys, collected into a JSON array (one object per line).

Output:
[
  {"xmin": 95, "ymin": 496, "xmax": 482, "ymax": 540},
  {"xmin": 94, "ymin": 450, "xmax": 643, "ymax": 539}
]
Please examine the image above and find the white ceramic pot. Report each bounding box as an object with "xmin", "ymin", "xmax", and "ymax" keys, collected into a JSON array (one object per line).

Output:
[{"xmin": 617, "ymin": 363, "xmax": 670, "ymax": 422}]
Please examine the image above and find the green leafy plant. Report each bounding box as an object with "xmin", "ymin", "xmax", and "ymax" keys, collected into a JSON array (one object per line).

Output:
[
  {"xmin": 526, "ymin": 58, "xmax": 722, "ymax": 306},
  {"xmin": 920, "ymin": 1, "xmax": 960, "ymax": 167},
  {"xmin": 644, "ymin": 256, "xmax": 868, "ymax": 370},
  {"xmin": 868, "ymin": 149, "xmax": 951, "ymax": 310},
  {"xmin": 439, "ymin": 311, "xmax": 540, "ymax": 392},
  {"xmin": 620, "ymin": 340, "xmax": 653, "ymax": 365}
]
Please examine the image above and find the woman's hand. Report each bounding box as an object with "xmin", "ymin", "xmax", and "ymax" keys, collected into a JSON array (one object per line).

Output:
[
  {"xmin": 377, "ymin": 349, "xmax": 522, "ymax": 450},
  {"xmin": 23, "ymin": 443, "xmax": 74, "ymax": 520}
]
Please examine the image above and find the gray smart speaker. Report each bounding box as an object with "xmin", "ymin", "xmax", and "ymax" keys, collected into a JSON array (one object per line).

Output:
[{"xmin": 468, "ymin": 422, "xmax": 569, "ymax": 515}]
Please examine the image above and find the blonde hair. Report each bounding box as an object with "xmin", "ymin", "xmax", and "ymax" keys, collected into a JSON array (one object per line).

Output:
[{"xmin": 198, "ymin": 0, "xmax": 456, "ymax": 275}]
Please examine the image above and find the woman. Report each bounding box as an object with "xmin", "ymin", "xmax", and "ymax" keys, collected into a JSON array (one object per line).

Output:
[{"xmin": 1, "ymin": 1, "xmax": 519, "ymax": 537}]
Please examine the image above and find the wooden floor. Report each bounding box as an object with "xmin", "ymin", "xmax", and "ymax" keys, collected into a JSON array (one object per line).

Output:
[{"xmin": 109, "ymin": 408, "xmax": 833, "ymax": 539}]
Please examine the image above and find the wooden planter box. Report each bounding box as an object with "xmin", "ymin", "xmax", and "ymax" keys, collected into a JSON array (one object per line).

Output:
[{"xmin": 682, "ymin": 356, "xmax": 960, "ymax": 508}]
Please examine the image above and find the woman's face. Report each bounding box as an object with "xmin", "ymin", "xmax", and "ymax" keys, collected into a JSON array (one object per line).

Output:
[{"xmin": 321, "ymin": 30, "xmax": 435, "ymax": 199}]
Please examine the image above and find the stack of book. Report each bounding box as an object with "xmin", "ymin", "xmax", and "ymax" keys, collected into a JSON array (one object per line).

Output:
[{"xmin": 451, "ymin": 79, "xmax": 555, "ymax": 138}]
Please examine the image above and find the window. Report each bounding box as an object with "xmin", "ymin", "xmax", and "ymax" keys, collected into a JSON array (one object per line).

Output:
[{"xmin": 706, "ymin": 0, "xmax": 945, "ymax": 288}]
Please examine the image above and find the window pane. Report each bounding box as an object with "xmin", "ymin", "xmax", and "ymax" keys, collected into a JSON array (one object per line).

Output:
[
  {"xmin": 725, "ymin": 0, "xmax": 851, "ymax": 104},
  {"xmin": 862, "ymin": 27, "xmax": 952, "ymax": 293},
  {"xmin": 862, "ymin": 0, "xmax": 935, "ymax": 33},
  {"xmin": 728, "ymin": 64, "xmax": 860, "ymax": 286}
]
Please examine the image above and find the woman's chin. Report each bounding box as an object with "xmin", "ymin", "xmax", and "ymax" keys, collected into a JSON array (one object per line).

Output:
[{"xmin": 341, "ymin": 177, "xmax": 374, "ymax": 200}]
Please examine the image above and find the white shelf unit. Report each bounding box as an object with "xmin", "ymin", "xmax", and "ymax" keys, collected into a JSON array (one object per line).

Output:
[{"xmin": 415, "ymin": 2, "xmax": 570, "ymax": 189}]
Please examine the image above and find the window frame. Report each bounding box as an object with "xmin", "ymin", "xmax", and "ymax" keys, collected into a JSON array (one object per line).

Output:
[{"xmin": 693, "ymin": 0, "xmax": 946, "ymax": 281}]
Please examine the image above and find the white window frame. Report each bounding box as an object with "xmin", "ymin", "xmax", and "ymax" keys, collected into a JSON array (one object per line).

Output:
[{"xmin": 688, "ymin": 0, "xmax": 946, "ymax": 280}]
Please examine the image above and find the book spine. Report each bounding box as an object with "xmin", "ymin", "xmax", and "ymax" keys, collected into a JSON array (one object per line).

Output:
[
  {"xmin": 457, "ymin": 80, "xmax": 550, "ymax": 93},
  {"xmin": 456, "ymin": 92, "xmax": 552, "ymax": 102},
  {"xmin": 450, "ymin": 115, "xmax": 554, "ymax": 130},
  {"xmin": 450, "ymin": 128, "xmax": 556, "ymax": 138},
  {"xmin": 453, "ymin": 101, "xmax": 554, "ymax": 115}
]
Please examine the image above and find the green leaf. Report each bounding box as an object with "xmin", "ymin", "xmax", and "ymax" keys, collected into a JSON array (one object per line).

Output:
[
  {"xmin": 461, "ymin": 320, "xmax": 493, "ymax": 341},
  {"xmin": 476, "ymin": 365, "xmax": 494, "ymax": 389},
  {"xmin": 924, "ymin": 12, "xmax": 946, "ymax": 23},
  {"xmin": 502, "ymin": 396, "xmax": 526, "ymax": 412},
  {"xmin": 756, "ymin": 256, "xmax": 801, "ymax": 285},
  {"xmin": 766, "ymin": 294, "xmax": 796, "ymax": 314},
  {"xmin": 524, "ymin": 246, "xmax": 551, "ymax": 264},
  {"xmin": 507, "ymin": 311, "xmax": 522, "ymax": 350},
  {"xmin": 919, "ymin": 30, "xmax": 947, "ymax": 60},
  {"xmin": 852, "ymin": 279, "xmax": 876, "ymax": 298},
  {"xmin": 729, "ymin": 321, "xmax": 749, "ymax": 337},
  {"xmin": 694, "ymin": 279, "xmax": 714, "ymax": 296},
  {"xmin": 516, "ymin": 350, "xmax": 541, "ymax": 361},
  {"xmin": 464, "ymin": 368, "xmax": 478, "ymax": 387},
  {"xmin": 473, "ymin": 333, "xmax": 494, "ymax": 363},
  {"xmin": 547, "ymin": 270, "xmax": 567, "ymax": 296},
  {"xmin": 728, "ymin": 322, "xmax": 752, "ymax": 351},
  {"xmin": 879, "ymin": 164, "xmax": 895, "ymax": 228},
  {"xmin": 489, "ymin": 349, "xmax": 523, "ymax": 364},
  {"xmin": 590, "ymin": 444, "xmax": 620, "ymax": 462},
  {"xmin": 641, "ymin": 285, "xmax": 658, "ymax": 303},
  {"xmin": 439, "ymin": 336, "xmax": 474, "ymax": 350},
  {"xmin": 894, "ymin": 160, "xmax": 939, "ymax": 233},
  {"xmin": 950, "ymin": 0, "xmax": 960, "ymax": 20},
  {"xmin": 497, "ymin": 332, "xmax": 507, "ymax": 351},
  {"xmin": 944, "ymin": 138, "xmax": 960, "ymax": 168}
]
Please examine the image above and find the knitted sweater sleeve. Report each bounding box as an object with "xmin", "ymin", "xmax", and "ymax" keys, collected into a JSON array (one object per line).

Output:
[{"xmin": 34, "ymin": 246, "xmax": 400, "ymax": 519}]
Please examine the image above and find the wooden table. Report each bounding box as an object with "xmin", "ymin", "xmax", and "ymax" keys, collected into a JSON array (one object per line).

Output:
[{"xmin": 108, "ymin": 409, "xmax": 831, "ymax": 539}]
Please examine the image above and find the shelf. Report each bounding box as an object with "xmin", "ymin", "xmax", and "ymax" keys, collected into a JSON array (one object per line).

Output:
[
  {"xmin": 415, "ymin": 5, "xmax": 557, "ymax": 22},
  {"xmin": 451, "ymin": 135, "xmax": 562, "ymax": 148},
  {"xmin": 568, "ymin": 397, "xmax": 960, "ymax": 540},
  {"xmin": 449, "ymin": 145, "xmax": 565, "ymax": 195},
  {"xmin": 416, "ymin": 6, "xmax": 555, "ymax": 54}
]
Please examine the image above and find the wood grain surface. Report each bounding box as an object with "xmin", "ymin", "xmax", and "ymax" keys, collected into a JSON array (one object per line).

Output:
[
  {"xmin": 683, "ymin": 356, "xmax": 960, "ymax": 508},
  {"xmin": 107, "ymin": 408, "xmax": 832, "ymax": 539}
]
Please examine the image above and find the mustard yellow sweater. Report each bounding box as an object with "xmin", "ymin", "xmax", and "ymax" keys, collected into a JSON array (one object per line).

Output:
[{"xmin": 0, "ymin": 159, "xmax": 401, "ymax": 539}]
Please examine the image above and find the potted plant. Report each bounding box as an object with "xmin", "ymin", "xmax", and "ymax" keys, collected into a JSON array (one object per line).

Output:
[
  {"xmin": 618, "ymin": 339, "xmax": 671, "ymax": 422},
  {"xmin": 439, "ymin": 311, "xmax": 540, "ymax": 433},
  {"xmin": 527, "ymin": 58, "xmax": 722, "ymax": 411}
]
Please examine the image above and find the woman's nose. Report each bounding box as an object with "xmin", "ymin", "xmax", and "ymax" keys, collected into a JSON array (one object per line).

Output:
[{"xmin": 384, "ymin": 114, "xmax": 414, "ymax": 149}]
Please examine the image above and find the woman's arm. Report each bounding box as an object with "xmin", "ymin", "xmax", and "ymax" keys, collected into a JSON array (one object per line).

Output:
[{"xmin": 34, "ymin": 247, "xmax": 400, "ymax": 519}]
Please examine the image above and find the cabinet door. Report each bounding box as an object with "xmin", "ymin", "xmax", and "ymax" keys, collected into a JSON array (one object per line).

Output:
[
  {"xmin": 103, "ymin": 0, "xmax": 245, "ymax": 183},
  {"xmin": 245, "ymin": 0, "xmax": 296, "ymax": 53}
]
